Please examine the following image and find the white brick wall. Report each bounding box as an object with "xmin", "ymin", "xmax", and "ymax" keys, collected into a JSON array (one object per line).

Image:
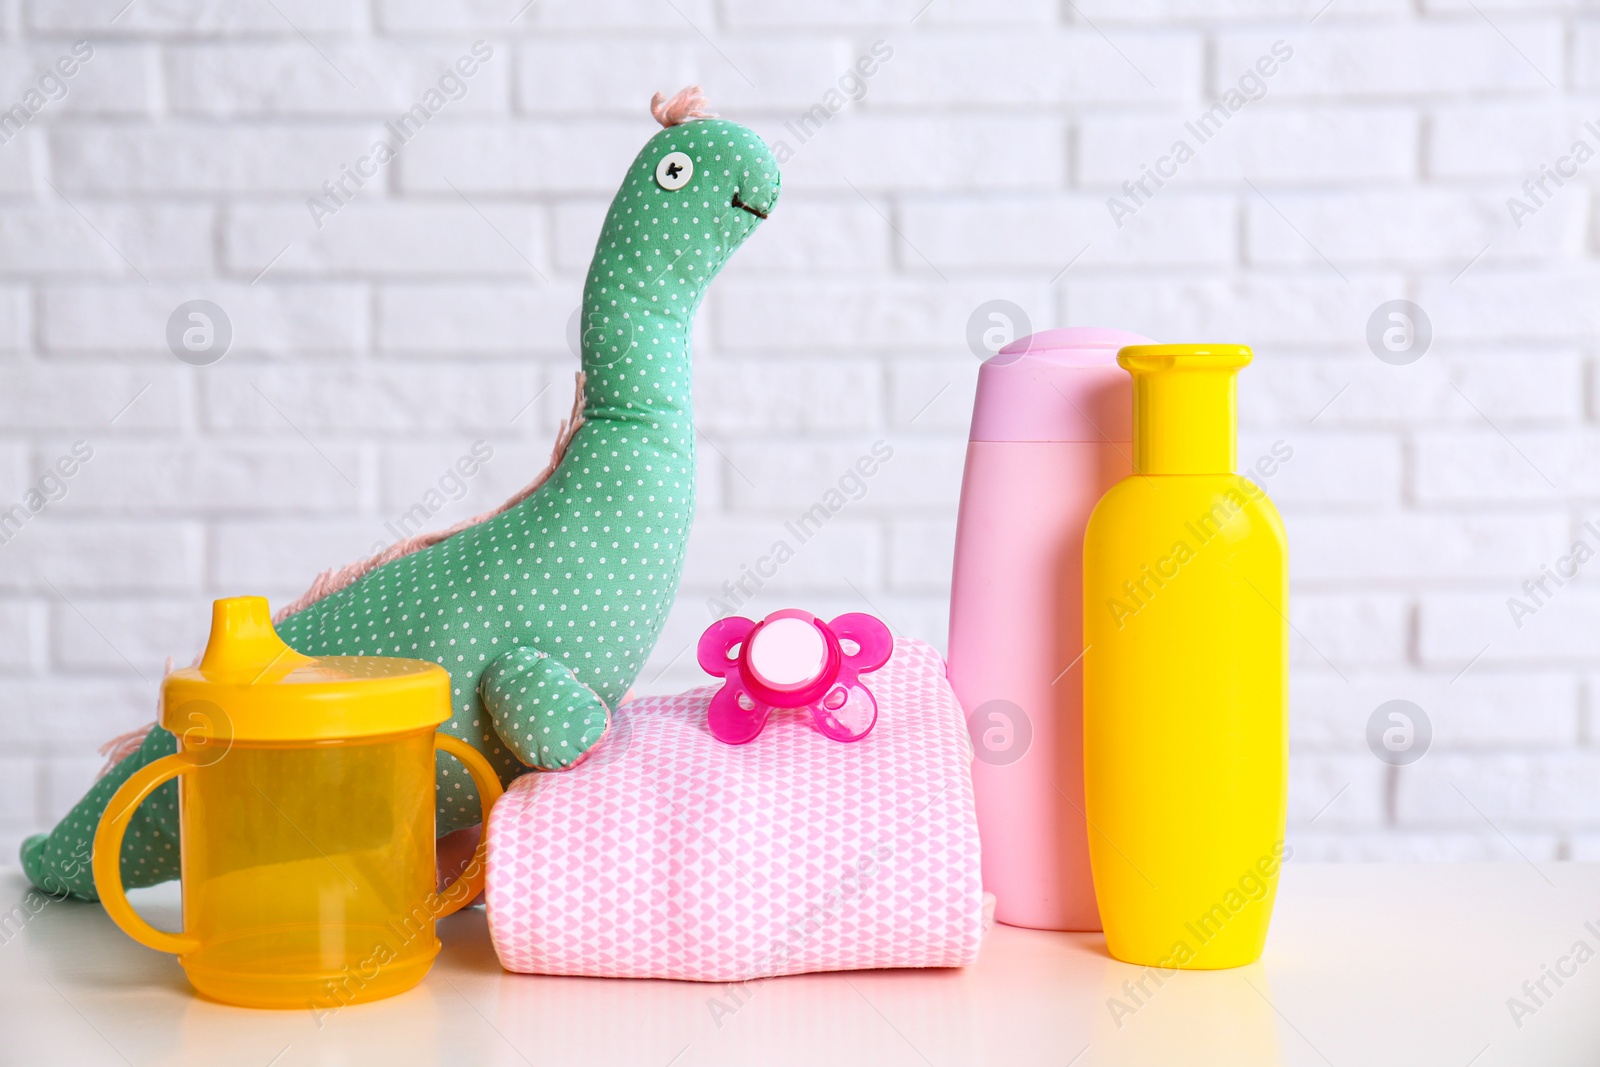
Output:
[{"xmin": 0, "ymin": 0, "xmax": 1591, "ymax": 865}]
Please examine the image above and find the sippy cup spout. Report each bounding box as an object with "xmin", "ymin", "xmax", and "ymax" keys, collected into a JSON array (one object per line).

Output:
[{"xmin": 197, "ymin": 596, "xmax": 309, "ymax": 683}]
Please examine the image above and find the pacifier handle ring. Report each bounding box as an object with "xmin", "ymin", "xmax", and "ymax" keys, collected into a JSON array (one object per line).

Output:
[
  {"xmin": 700, "ymin": 617, "xmax": 770, "ymax": 745},
  {"xmin": 697, "ymin": 616, "xmax": 754, "ymax": 677},
  {"xmin": 707, "ymin": 682, "xmax": 770, "ymax": 745},
  {"xmin": 828, "ymin": 612, "xmax": 893, "ymax": 673},
  {"xmin": 810, "ymin": 682, "xmax": 879, "ymax": 743}
]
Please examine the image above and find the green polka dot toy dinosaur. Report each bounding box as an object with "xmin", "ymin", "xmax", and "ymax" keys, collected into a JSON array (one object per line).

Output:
[{"xmin": 21, "ymin": 88, "xmax": 780, "ymax": 900}]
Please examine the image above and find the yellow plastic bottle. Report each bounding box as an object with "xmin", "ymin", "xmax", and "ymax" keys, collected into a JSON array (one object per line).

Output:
[{"xmin": 1081, "ymin": 344, "xmax": 1288, "ymax": 970}]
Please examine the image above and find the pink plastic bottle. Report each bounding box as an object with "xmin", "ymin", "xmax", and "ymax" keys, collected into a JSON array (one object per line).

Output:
[{"xmin": 948, "ymin": 326, "xmax": 1151, "ymax": 931}]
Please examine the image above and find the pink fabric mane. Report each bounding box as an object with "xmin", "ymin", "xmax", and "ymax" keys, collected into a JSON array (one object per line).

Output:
[
  {"xmin": 650, "ymin": 85, "xmax": 716, "ymax": 128},
  {"xmin": 272, "ymin": 374, "xmax": 586, "ymax": 623},
  {"xmin": 97, "ymin": 374, "xmax": 587, "ymax": 777}
]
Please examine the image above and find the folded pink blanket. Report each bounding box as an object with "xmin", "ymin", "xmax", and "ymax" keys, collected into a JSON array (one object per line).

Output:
[{"xmin": 484, "ymin": 637, "xmax": 986, "ymax": 981}]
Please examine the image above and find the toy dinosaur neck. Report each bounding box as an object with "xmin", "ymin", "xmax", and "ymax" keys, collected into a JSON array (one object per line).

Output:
[{"xmin": 573, "ymin": 201, "xmax": 715, "ymax": 442}]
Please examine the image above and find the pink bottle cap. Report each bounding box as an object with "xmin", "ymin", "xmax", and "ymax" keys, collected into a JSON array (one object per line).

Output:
[{"xmin": 968, "ymin": 327, "xmax": 1153, "ymax": 444}]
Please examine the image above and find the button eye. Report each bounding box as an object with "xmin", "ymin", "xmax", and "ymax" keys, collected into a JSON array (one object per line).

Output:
[{"xmin": 655, "ymin": 151, "xmax": 693, "ymax": 191}]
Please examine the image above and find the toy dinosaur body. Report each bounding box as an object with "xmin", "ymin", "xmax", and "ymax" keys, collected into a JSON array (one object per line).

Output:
[{"xmin": 22, "ymin": 91, "xmax": 779, "ymax": 899}]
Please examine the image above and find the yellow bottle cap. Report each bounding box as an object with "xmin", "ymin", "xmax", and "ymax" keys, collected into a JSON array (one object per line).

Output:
[
  {"xmin": 1117, "ymin": 344, "xmax": 1253, "ymax": 476},
  {"xmin": 161, "ymin": 596, "xmax": 450, "ymax": 743}
]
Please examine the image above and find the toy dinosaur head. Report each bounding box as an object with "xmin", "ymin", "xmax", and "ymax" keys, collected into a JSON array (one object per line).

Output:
[
  {"xmin": 613, "ymin": 117, "xmax": 780, "ymax": 276},
  {"xmin": 578, "ymin": 89, "xmax": 779, "ymax": 376}
]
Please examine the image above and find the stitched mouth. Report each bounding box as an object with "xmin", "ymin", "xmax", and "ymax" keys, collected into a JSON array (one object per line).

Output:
[{"xmin": 731, "ymin": 191, "xmax": 768, "ymax": 219}]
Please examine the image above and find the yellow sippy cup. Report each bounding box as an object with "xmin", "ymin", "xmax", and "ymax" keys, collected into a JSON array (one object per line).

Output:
[{"xmin": 92, "ymin": 596, "xmax": 503, "ymax": 1009}]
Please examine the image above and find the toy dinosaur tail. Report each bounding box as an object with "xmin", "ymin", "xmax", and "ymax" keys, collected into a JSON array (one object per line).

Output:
[{"xmin": 88, "ymin": 374, "xmax": 588, "ymax": 781}]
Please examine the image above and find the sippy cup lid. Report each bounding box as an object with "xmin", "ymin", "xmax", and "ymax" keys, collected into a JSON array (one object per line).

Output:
[{"xmin": 161, "ymin": 596, "xmax": 451, "ymax": 743}]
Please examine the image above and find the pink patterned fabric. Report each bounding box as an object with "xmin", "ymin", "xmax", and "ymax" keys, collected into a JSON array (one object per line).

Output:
[{"xmin": 484, "ymin": 637, "xmax": 986, "ymax": 981}]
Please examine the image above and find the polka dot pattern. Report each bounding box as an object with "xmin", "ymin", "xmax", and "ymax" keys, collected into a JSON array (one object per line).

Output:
[
  {"xmin": 20, "ymin": 119, "xmax": 780, "ymax": 897},
  {"xmin": 19, "ymin": 725, "xmax": 180, "ymax": 900}
]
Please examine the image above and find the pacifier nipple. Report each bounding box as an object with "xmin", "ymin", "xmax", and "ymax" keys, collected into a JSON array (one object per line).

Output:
[{"xmin": 746, "ymin": 617, "xmax": 826, "ymax": 691}]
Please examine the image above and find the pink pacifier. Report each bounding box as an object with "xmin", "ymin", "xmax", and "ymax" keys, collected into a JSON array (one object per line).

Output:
[{"xmin": 698, "ymin": 609, "xmax": 894, "ymax": 745}]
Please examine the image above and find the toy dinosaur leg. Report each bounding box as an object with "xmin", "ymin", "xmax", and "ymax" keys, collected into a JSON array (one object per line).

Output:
[
  {"xmin": 19, "ymin": 726, "xmax": 181, "ymax": 901},
  {"xmin": 479, "ymin": 645, "xmax": 610, "ymax": 771}
]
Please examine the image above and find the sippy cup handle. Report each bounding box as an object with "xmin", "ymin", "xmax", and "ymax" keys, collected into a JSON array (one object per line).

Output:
[
  {"xmin": 432, "ymin": 733, "xmax": 504, "ymax": 917},
  {"xmin": 94, "ymin": 754, "xmax": 201, "ymax": 956}
]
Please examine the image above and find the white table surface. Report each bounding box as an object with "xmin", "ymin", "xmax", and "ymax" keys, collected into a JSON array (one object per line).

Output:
[{"xmin": 2, "ymin": 863, "xmax": 1597, "ymax": 1066}]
